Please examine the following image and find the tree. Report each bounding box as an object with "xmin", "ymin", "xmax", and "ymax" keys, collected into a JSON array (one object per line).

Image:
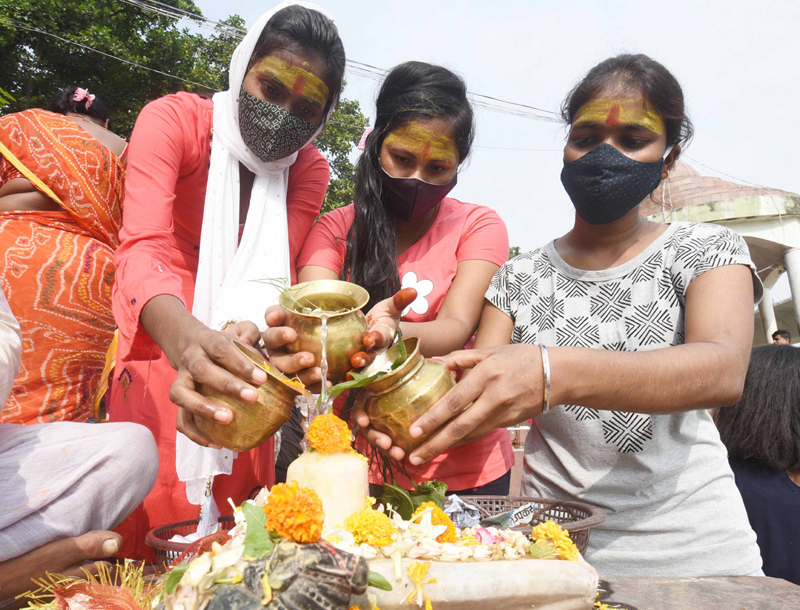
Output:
[
  {"xmin": 509, "ymin": 245, "xmax": 521, "ymax": 259},
  {"xmin": 0, "ymin": 0, "xmax": 368, "ymax": 212},
  {"xmin": 315, "ymin": 98, "xmax": 369, "ymax": 214}
]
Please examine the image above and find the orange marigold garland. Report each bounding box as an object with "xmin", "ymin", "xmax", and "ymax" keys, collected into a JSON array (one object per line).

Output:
[
  {"xmin": 263, "ymin": 481, "xmax": 324, "ymax": 543},
  {"xmin": 411, "ymin": 501, "xmax": 457, "ymax": 543},
  {"xmin": 307, "ymin": 413, "xmax": 352, "ymax": 454}
]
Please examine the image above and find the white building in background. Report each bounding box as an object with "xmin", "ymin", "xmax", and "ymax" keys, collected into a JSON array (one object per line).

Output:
[{"xmin": 641, "ymin": 162, "xmax": 800, "ymax": 345}]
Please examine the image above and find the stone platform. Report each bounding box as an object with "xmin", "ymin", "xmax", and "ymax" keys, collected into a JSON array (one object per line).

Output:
[{"xmin": 600, "ymin": 576, "xmax": 800, "ymax": 610}]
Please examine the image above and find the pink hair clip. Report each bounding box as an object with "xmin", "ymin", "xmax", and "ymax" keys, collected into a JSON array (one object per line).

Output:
[
  {"xmin": 356, "ymin": 127, "xmax": 373, "ymax": 151},
  {"xmin": 73, "ymin": 87, "xmax": 95, "ymax": 109}
]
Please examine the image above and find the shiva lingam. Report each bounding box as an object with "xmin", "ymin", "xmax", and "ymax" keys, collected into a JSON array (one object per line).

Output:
[
  {"xmin": 356, "ymin": 337, "xmax": 456, "ymax": 452},
  {"xmin": 196, "ymin": 340, "xmax": 309, "ymax": 452},
  {"xmin": 280, "ymin": 280, "xmax": 369, "ymax": 384}
]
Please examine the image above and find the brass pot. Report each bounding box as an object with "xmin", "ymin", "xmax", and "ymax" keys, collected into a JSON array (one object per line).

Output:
[
  {"xmin": 280, "ymin": 280, "xmax": 369, "ymax": 384},
  {"xmin": 196, "ymin": 340, "xmax": 308, "ymax": 452},
  {"xmin": 356, "ymin": 337, "xmax": 456, "ymax": 452}
]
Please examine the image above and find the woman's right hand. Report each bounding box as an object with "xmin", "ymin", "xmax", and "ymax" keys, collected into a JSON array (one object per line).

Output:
[{"xmin": 168, "ymin": 320, "xmax": 268, "ymax": 448}]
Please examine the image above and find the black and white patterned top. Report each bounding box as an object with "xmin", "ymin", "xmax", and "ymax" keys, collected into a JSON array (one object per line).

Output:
[{"xmin": 486, "ymin": 221, "xmax": 763, "ymax": 577}]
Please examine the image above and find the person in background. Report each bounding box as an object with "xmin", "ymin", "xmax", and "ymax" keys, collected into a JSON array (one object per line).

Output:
[
  {"xmin": 715, "ymin": 344, "xmax": 800, "ymax": 585},
  {"xmin": 263, "ymin": 61, "xmax": 513, "ymax": 495},
  {"xmin": 772, "ymin": 329, "xmax": 792, "ymax": 345},
  {"xmin": 108, "ymin": 2, "xmax": 344, "ymax": 560},
  {"xmin": 397, "ymin": 54, "xmax": 763, "ymax": 578},
  {"xmin": 0, "ymin": 86, "xmax": 126, "ymax": 425},
  {"xmin": 0, "ymin": 288, "xmax": 158, "ymax": 608}
]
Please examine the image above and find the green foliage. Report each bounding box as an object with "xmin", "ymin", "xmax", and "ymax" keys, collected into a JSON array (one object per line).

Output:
[
  {"xmin": 381, "ymin": 479, "xmax": 449, "ymax": 520},
  {"xmin": 242, "ymin": 502, "xmax": 275, "ymax": 560},
  {"xmin": 315, "ymin": 97, "xmax": 369, "ymax": 214},
  {"xmin": 367, "ymin": 570, "xmax": 393, "ymax": 591},
  {"xmin": 509, "ymin": 245, "xmax": 521, "ymax": 259},
  {"xmin": 165, "ymin": 564, "xmax": 189, "ymax": 594}
]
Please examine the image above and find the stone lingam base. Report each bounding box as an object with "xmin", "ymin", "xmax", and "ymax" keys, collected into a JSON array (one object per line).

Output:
[{"xmin": 350, "ymin": 556, "xmax": 599, "ymax": 610}]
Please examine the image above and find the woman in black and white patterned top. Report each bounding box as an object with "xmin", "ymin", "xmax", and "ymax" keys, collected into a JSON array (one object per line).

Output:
[{"xmin": 394, "ymin": 55, "xmax": 764, "ymax": 578}]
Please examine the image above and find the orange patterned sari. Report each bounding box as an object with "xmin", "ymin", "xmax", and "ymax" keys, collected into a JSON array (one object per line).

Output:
[{"xmin": 0, "ymin": 109, "xmax": 124, "ymax": 424}]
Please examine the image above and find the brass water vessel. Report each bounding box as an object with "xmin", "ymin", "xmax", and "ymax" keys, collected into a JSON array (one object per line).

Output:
[
  {"xmin": 356, "ymin": 337, "xmax": 456, "ymax": 452},
  {"xmin": 196, "ymin": 340, "xmax": 308, "ymax": 452},
  {"xmin": 280, "ymin": 280, "xmax": 369, "ymax": 384}
]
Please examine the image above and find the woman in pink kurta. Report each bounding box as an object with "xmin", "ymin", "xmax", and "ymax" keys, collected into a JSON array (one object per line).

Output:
[
  {"xmin": 265, "ymin": 62, "xmax": 514, "ymax": 495},
  {"xmin": 108, "ymin": 2, "xmax": 345, "ymax": 561}
]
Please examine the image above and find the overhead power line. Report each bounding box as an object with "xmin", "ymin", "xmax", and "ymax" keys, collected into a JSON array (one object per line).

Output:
[
  {"xmin": 3, "ymin": 18, "xmax": 217, "ymax": 90},
  {"xmin": 115, "ymin": 0, "xmax": 561, "ymax": 122}
]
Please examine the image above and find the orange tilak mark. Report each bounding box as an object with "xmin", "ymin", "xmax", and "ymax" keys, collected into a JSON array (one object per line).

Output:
[
  {"xmin": 605, "ymin": 101, "xmax": 621, "ymax": 127},
  {"xmin": 421, "ymin": 141, "xmax": 431, "ymax": 161},
  {"xmin": 293, "ymin": 74, "xmax": 306, "ymax": 97}
]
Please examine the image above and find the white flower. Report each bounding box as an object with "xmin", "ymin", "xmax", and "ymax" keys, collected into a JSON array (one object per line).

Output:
[
  {"xmin": 182, "ymin": 553, "xmax": 213, "ymax": 587},
  {"xmin": 252, "ymin": 487, "xmax": 271, "ymax": 506},
  {"xmin": 400, "ymin": 272, "xmax": 434, "ymax": 316},
  {"xmin": 472, "ymin": 545, "xmax": 493, "ymax": 561}
]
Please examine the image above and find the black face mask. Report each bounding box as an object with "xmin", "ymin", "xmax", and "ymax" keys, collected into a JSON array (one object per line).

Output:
[
  {"xmin": 380, "ymin": 165, "xmax": 457, "ymax": 221},
  {"xmin": 560, "ymin": 143, "xmax": 665, "ymax": 225}
]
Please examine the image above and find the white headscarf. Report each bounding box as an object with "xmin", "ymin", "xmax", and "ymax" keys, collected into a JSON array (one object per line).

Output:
[{"xmin": 175, "ymin": 1, "xmax": 337, "ymax": 530}]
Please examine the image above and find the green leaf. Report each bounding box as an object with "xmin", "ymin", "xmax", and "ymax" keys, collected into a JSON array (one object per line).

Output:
[
  {"xmin": 390, "ymin": 335, "xmax": 407, "ymax": 370},
  {"xmin": 411, "ymin": 480, "xmax": 448, "ymax": 511},
  {"xmin": 381, "ymin": 483, "xmax": 415, "ymax": 520},
  {"xmin": 165, "ymin": 564, "xmax": 188, "ymax": 594},
  {"xmin": 368, "ymin": 570, "xmax": 393, "ymax": 591},
  {"xmin": 242, "ymin": 502, "xmax": 275, "ymax": 560},
  {"xmin": 319, "ymin": 371, "xmax": 385, "ymax": 406}
]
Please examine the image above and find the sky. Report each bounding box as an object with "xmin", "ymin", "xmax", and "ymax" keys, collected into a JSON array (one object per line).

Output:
[{"xmin": 197, "ymin": 0, "xmax": 800, "ymax": 298}]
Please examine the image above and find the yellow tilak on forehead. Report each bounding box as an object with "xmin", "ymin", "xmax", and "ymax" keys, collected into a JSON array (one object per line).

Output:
[
  {"xmin": 574, "ymin": 98, "xmax": 665, "ymax": 136},
  {"xmin": 383, "ymin": 123, "xmax": 459, "ymax": 164},
  {"xmin": 251, "ymin": 56, "xmax": 330, "ymax": 108}
]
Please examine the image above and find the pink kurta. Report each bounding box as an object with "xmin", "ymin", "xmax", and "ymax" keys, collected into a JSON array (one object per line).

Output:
[{"xmin": 108, "ymin": 92, "xmax": 329, "ymax": 561}]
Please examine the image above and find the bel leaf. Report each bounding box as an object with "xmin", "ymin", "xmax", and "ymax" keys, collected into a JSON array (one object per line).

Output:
[
  {"xmin": 165, "ymin": 564, "xmax": 189, "ymax": 594},
  {"xmin": 368, "ymin": 570, "xmax": 393, "ymax": 591},
  {"xmin": 380, "ymin": 483, "xmax": 415, "ymax": 520},
  {"xmin": 242, "ymin": 502, "xmax": 275, "ymax": 560}
]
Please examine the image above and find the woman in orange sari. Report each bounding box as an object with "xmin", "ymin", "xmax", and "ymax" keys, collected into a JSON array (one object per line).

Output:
[{"xmin": 0, "ymin": 87, "xmax": 126, "ymax": 424}]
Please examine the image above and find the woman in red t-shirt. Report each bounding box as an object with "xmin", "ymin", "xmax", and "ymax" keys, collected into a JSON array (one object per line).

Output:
[
  {"xmin": 265, "ymin": 61, "xmax": 514, "ymax": 495},
  {"xmin": 108, "ymin": 3, "xmax": 345, "ymax": 560}
]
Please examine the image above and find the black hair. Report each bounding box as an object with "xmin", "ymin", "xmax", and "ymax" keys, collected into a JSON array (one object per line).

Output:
[
  {"xmin": 342, "ymin": 61, "xmax": 475, "ymax": 310},
  {"xmin": 561, "ymin": 54, "xmax": 694, "ymax": 148},
  {"xmin": 715, "ymin": 345, "xmax": 800, "ymax": 471},
  {"xmin": 48, "ymin": 86, "xmax": 111, "ymax": 125},
  {"xmin": 250, "ymin": 5, "xmax": 345, "ymax": 115},
  {"xmin": 772, "ymin": 329, "xmax": 792, "ymax": 342}
]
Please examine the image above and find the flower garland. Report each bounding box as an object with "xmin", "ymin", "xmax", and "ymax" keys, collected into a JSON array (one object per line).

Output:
[{"xmin": 306, "ymin": 412, "xmax": 352, "ymax": 454}]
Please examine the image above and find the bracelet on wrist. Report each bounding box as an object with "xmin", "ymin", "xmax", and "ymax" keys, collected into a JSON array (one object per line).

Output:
[{"xmin": 539, "ymin": 344, "xmax": 551, "ymax": 414}]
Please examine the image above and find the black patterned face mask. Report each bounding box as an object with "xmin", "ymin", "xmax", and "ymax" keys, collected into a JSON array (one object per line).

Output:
[
  {"xmin": 238, "ymin": 86, "xmax": 319, "ymax": 162},
  {"xmin": 560, "ymin": 143, "xmax": 665, "ymax": 225}
]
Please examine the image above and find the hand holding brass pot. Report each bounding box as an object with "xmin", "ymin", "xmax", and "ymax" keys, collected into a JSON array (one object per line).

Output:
[
  {"xmin": 279, "ymin": 280, "xmax": 369, "ymax": 384},
  {"xmin": 196, "ymin": 340, "xmax": 309, "ymax": 452},
  {"xmin": 356, "ymin": 337, "xmax": 455, "ymax": 452}
]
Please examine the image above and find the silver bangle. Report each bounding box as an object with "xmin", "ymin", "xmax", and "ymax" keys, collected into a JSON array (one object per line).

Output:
[{"xmin": 539, "ymin": 344, "xmax": 551, "ymax": 414}]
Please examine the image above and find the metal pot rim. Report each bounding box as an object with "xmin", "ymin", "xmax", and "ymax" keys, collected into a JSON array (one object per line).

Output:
[
  {"xmin": 279, "ymin": 279, "xmax": 369, "ymax": 319},
  {"xmin": 232, "ymin": 340, "xmax": 307, "ymax": 396}
]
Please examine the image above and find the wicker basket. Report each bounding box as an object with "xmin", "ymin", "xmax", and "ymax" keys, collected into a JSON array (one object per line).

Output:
[
  {"xmin": 146, "ymin": 517, "xmax": 236, "ymax": 567},
  {"xmin": 459, "ymin": 495, "xmax": 606, "ymax": 555}
]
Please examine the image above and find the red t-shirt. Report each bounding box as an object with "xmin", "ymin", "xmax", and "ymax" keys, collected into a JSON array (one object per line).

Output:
[{"xmin": 297, "ymin": 198, "xmax": 514, "ymax": 491}]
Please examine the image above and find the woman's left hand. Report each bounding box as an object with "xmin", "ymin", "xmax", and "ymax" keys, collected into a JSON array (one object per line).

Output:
[
  {"xmin": 350, "ymin": 287, "xmax": 417, "ymax": 369},
  {"xmin": 221, "ymin": 321, "xmax": 262, "ymax": 345},
  {"xmin": 404, "ymin": 343, "xmax": 544, "ymax": 465}
]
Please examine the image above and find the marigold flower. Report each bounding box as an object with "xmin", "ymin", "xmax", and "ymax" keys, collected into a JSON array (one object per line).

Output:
[
  {"xmin": 411, "ymin": 502, "xmax": 457, "ymax": 544},
  {"xmin": 263, "ymin": 481, "xmax": 323, "ymax": 543},
  {"xmin": 531, "ymin": 520, "xmax": 580, "ymax": 561},
  {"xmin": 306, "ymin": 413, "xmax": 352, "ymax": 454},
  {"xmin": 345, "ymin": 508, "xmax": 396, "ymax": 546}
]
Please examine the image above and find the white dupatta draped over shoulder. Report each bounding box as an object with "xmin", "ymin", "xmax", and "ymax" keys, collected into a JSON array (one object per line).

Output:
[{"xmin": 174, "ymin": 0, "xmax": 336, "ymax": 533}]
